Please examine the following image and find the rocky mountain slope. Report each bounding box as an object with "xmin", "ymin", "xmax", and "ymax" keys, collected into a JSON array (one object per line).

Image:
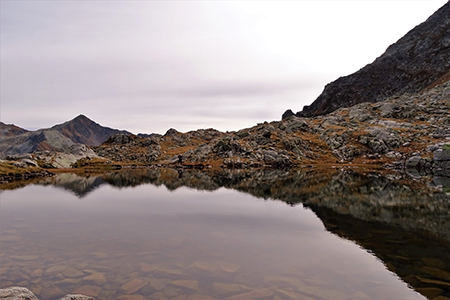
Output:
[
  {"xmin": 0, "ymin": 115, "xmax": 130, "ymax": 168},
  {"xmin": 51, "ymin": 114, "xmax": 131, "ymax": 146},
  {"xmin": 283, "ymin": 1, "xmax": 450, "ymax": 119},
  {"xmin": 0, "ymin": 122, "xmax": 29, "ymax": 138},
  {"xmin": 93, "ymin": 79, "xmax": 450, "ymax": 172}
]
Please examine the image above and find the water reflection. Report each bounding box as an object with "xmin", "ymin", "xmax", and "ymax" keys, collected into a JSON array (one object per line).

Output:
[{"xmin": 1, "ymin": 168, "xmax": 449, "ymax": 300}]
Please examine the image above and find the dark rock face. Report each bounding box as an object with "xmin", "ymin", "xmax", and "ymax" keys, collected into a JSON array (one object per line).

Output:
[
  {"xmin": 284, "ymin": 1, "xmax": 450, "ymax": 118},
  {"xmin": 51, "ymin": 114, "xmax": 131, "ymax": 146}
]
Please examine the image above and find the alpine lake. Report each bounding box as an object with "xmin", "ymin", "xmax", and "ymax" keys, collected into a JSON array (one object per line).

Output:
[{"xmin": 1, "ymin": 168, "xmax": 449, "ymax": 300}]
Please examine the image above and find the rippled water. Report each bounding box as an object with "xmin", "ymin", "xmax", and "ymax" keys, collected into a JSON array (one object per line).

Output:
[{"xmin": 0, "ymin": 170, "xmax": 446, "ymax": 300}]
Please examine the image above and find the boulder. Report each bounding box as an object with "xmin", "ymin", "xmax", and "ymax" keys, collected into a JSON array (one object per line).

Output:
[
  {"xmin": 0, "ymin": 286, "xmax": 39, "ymax": 300},
  {"xmin": 0, "ymin": 287, "xmax": 95, "ymax": 300}
]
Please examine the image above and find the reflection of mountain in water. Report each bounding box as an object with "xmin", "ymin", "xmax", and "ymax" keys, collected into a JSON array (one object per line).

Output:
[
  {"xmin": 31, "ymin": 169, "xmax": 450, "ymax": 241},
  {"xmin": 19, "ymin": 168, "xmax": 450, "ymax": 299},
  {"xmin": 37, "ymin": 173, "xmax": 106, "ymax": 197}
]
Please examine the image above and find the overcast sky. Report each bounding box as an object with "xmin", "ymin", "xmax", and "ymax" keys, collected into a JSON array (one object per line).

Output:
[{"xmin": 1, "ymin": 1, "xmax": 447, "ymax": 134}]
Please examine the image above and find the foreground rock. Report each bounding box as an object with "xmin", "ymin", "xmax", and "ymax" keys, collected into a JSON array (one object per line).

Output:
[{"xmin": 0, "ymin": 287, "xmax": 93, "ymax": 300}]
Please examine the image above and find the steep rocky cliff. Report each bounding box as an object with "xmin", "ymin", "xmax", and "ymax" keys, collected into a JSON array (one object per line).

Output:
[{"xmin": 283, "ymin": 1, "xmax": 450, "ymax": 118}]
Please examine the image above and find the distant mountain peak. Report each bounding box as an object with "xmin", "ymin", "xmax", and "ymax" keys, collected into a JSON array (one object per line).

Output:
[
  {"xmin": 51, "ymin": 115, "xmax": 131, "ymax": 146},
  {"xmin": 283, "ymin": 1, "xmax": 450, "ymax": 119}
]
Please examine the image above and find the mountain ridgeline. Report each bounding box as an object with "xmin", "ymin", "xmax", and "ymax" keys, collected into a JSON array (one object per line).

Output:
[
  {"xmin": 51, "ymin": 114, "xmax": 131, "ymax": 146},
  {"xmin": 283, "ymin": 1, "xmax": 450, "ymax": 119}
]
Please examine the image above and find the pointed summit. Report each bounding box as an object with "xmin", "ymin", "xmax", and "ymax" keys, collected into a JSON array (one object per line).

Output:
[
  {"xmin": 51, "ymin": 115, "xmax": 131, "ymax": 146},
  {"xmin": 284, "ymin": 1, "xmax": 450, "ymax": 118}
]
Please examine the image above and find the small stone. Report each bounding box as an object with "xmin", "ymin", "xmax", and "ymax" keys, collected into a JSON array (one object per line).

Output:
[
  {"xmin": 121, "ymin": 278, "xmax": 148, "ymax": 294},
  {"xmin": 63, "ymin": 267, "xmax": 84, "ymax": 278},
  {"xmin": 226, "ymin": 287, "xmax": 276, "ymax": 300},
  {"xmin": 297, "ymin": 286, "xmax": 348, "ymax": 300},
  {"xmin": 212, "ymin": 282, "xmax": 244, "ymax": 296},
  {"xmin": 82, "ymin": 272, "xmax": 107, "ymax": 285},
  {"xmin": 117, "ymin": 295, "xmax": 145, "ymax": 300},
  {"xmin": 218, "ymin": 261, "xmax": 240, "ymax": 273},
  {"xmin": 171, "ymin": 280, "xmax": 199, "ymax": 291},
  {"xmin": 150, "ymin": 279, "xmax": 166, "ymax": 291},
  {"xmin": 31, "ymin": 269, "xmax": 44, "ymax": 277},
  {"xmin": 73, "ymin": 285, "xmax": 102, "ymax": 297},
  {"xmin": 139, "ymin": 262, "xmax": 159, "ymax": 273},
  {"xmin": 44, "ymin": 265, "xmax": 67, "ymax": 275},
  {"xmin": 264, "ymin": 275, "xmax": 306, "ymax": 288},
  {"xmin": 188, "ymin": 261, "xmax": 219, "ymax": 272}
]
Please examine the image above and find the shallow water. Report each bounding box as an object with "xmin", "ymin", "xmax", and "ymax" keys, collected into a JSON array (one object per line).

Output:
[{"xmin": 0, "ymin": 170, "xmax": 445, "ymax": 300}]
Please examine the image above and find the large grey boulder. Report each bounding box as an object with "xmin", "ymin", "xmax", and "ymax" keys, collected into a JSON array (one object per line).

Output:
[
  {"xmin": 434, "ymin": 144, "xmax": 450, "ymax": 170},
  {"xmin": 0, "ymin": 286, "xmax": 39, "ymax": 300},
  {"xmin": 0, "ymin": 287, "xmax": 94, "ymax": 300}
]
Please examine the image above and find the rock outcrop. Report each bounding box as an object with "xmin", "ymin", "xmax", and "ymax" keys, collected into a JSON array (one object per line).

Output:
[{"xmin": 284, "ymin": 1, "xmax": 450, "ymax": 118}]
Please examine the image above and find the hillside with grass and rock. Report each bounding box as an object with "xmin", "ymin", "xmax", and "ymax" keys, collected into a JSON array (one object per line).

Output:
[{"xmin": 1, "ymin": 1, "xmax": 449, "ymax": 179}]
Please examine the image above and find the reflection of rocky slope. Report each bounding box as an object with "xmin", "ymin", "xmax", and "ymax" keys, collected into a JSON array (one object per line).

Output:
[
  {"xmin": 313, "ymin": 207, "xmax": 450, "ymax": 300},
  {"xmin": 283, "ymin": 1, "xmax": 450, "ymax": 118},
  {"xmin": 30, "ymin": 168, "xmax": 450, "ymax": 242},
  {"xmin": 37, "ymin": 173, "xmax": 105, "ymax": 197}
]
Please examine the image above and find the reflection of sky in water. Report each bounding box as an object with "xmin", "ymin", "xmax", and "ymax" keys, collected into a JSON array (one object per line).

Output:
[{"xmin": 0, "ymin": 184, "xmax": 425, "ymax": 299}]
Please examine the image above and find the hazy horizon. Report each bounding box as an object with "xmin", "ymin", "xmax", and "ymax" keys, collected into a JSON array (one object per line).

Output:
[{"xmin": 1, "ymin": 1, "xmax": 447, "ymax": 135}]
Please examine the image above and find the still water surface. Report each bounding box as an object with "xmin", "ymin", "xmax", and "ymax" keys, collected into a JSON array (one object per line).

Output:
[{"xmin": 0, "ymin": 172, "xmax": 430, "ymax": 300}]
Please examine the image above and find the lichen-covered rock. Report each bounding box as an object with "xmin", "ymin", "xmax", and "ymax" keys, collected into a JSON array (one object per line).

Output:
[{"xmin": 0, "ymin": 286, "xmax": 39, "ymax": 300}]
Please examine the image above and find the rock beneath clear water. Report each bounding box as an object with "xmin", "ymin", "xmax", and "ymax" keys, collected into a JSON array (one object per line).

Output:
[
  {"xmin": 121, "ymin": 278, "xmax": 147, "ymax": 294},
  {"xmin": 60, "ymin": 295, "xmax": 94, "ymax": 300}
]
